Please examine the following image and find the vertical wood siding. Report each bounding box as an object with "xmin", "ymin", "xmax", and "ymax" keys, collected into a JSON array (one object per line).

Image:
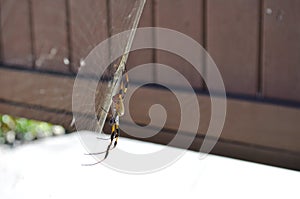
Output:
[
  {"xmin": 1, "ymin": 0, "xmax": 33, "ymax": 67},
  {"xmin": 262, "ymin": 0, "xmax": 300, "ymax": 102}
]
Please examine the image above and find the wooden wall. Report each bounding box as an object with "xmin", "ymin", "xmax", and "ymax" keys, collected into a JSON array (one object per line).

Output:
[
  {"xmin": 0, "ymin": 0, "xmax": 300, "ymax": 170},
  {"xmin": 1, "ymin": 0, "xmax": 299, "ymax": 102}
]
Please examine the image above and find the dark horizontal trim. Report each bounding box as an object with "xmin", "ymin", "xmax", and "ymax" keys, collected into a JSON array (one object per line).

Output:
[
  {"xmin": 0, "ymin": 63, "xmax": 76, "ymax": 78},
  {"xmin": 133, "ymin": 82, "xmax": 300, "ymax": 109},
  {"xmin": 225, "ymin": 92, "xmax": 300, "ymax": 109},
  {"xmin": 0, "ymin": 98, "xmax": 73, "ymax": 115},
  {"xmin": 2, "ymin": 63, "xmax": 300, "ymax": 109},
  {"xmin": 0, "ymin": 63, "xmax": 117, "ymax": 82}
]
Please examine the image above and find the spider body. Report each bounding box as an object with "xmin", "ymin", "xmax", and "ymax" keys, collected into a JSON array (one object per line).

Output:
[{"xmin": 82, "ymin": 71, "xmax": 128, "ymax": 166}]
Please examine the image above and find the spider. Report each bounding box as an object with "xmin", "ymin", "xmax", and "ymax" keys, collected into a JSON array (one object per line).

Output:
[{"xmin": 82, "ymin": 71, "xmax": 129, "ymax": 166}]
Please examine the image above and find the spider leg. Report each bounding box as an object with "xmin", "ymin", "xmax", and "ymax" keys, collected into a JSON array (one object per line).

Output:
[
  {"xmin": 103, "ymin": 141, "xmax": 113, "ymax": 159},
  {"xmin": 82, "ymin": 126, "xmax": 118, "ymax": 166},
  {"xmin": 96, "ymin": 106, "xmax": 112, "ymax": 121},
  {"xmin": 119, "ymin": 73, "xmax": 129, "ymax": 99},
  {"xmin": 103, "ymin": 127, "xmax": 119, "ymax": 158},
  {"xmin": 82, "ymin": 71, "xmax": 126, "ymax": 166},
  {"xmin": 81, "ymin": 159, "xmax": 105, "ymax": 166},
  {"xmin": 113, "ymin": 128, "xmax": 120, "ymax": 148},
  {"xmin": 84, "ymin": 129, "xmax": 116, "ymax": 156},
  {"xmin": 81, "ymin": 139, "xmax": 113, "ymax": 166}
]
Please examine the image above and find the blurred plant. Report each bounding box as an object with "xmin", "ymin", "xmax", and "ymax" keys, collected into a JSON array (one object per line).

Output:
[{"xmin": 0, "ymin": 114, "xmax": 65, "ymax": 146}]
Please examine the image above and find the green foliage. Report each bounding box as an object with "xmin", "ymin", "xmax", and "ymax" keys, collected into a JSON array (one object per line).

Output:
[{"xmin": 0, "ymin": 114, "xmax": 65, "ymax": 145}]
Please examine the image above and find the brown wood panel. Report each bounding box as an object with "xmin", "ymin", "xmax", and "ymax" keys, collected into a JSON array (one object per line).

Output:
[
  {"xmin": 108, "ymin": 0, "xmax": 148, "ymax": 82},
  {"xmin": 1, "ymin": 93, "xmax": 299, "ymax": 170},
  {"xmin": 207, "ymin": 0, "xmax": 260, "ymax": 95},
  {"xmin": 0, "ymin": 0, "xmax": 32, "ymax": 67},
  {"xmin": 119, "ymin": 85, "xmax": 300, "ymax": 170},
  {"xmin": 109, "ymin": 0, "xmax": 144, "ymax": 35},
  {"xmin": 124, "ymin": 87, "xmax": 300, "ymax": 154},
  {"xmin": 31, "ymin": 0, "xmax": 69, "ymax": 73},
  {"xmin": 262, "ymin": 0, "xmax": 300, "ymax": 102},
  {"xmin": 126, "ymin": 0, "xmax": 154, "ymax": 82},
  {"xmin": 0, "ymin": 68, "xmax": 101, "ymax": 131},
  {"xmin": 2, "ymin": 67, "xmax": 299, "ymax": 155},
  {"xmin": 155, "ymin": 0, "xmax": 204, "ymax": 89},
  {"xmin": 0, "ymin": 68, "xmax": 73, "ymax": 111},
  {"xmin": 109, "ymin": 0, "xmax": 146, "ymax": 60},
  {"xmin": 1, "ymin": 67, "xmax": 300, "ymax": 170},
  {"xmin": 69, "ymin": 0, "xmax": 108, "ymax": 73}
]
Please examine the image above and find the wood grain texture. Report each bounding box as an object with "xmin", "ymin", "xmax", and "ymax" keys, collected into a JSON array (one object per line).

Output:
[
  {"xmin": 262, "ymin": 0, "xmax": 300, "ymax": 102},
  {"xmin": 68, "ymin": 0, "xmax": 108, "ymax": 73},
  {"xmin": 206, "ymin": 0, "xmax": 260, "ymax": 95},
  {"xmin": 31, "ymin": 0, "xmax": 69, "ymax": 72},
  {"xmin": 1, "ymin": 0, "xmax": 33, "ymax": 67},
  {"xmin": 156, "ymin": 0, "xmax": 204, "ymax": 89}
]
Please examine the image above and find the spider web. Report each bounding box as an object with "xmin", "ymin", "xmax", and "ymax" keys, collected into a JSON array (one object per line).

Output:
[
  {"xmin": 70, "ymin": 0, "xmax": 146, "ymax": 136},
  {"xmin": 0, "ymin": 0, "xmax": 146, "ymax": 137}
]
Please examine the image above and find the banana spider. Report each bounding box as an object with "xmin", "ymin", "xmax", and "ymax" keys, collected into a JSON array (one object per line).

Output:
[{"xmin": 82, "ymin": 71, "xmax": 129, "ymax": 166}]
